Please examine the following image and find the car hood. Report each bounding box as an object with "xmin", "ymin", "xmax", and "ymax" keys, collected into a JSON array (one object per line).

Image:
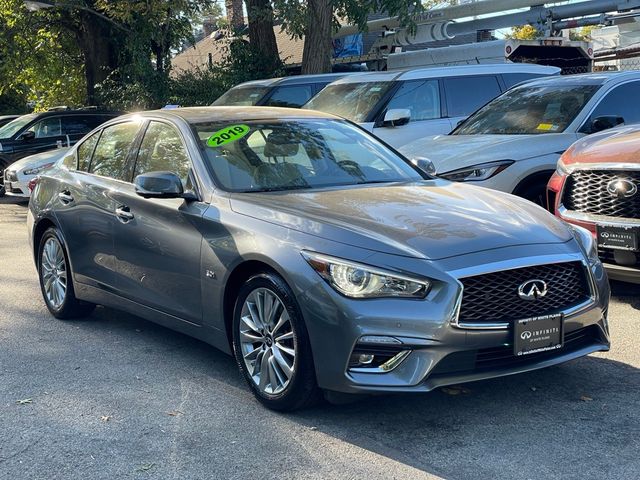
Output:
[
  {"xmin": 230, "ymin": 182, "xmax": 573, "ymax": 260},
  {"xmin": 6, "ymin": 147, "xmax": 70, "ymax": 171},
  {"xmin": 400, "ymin": 134, "xmax": 578, "ymax": 173}
]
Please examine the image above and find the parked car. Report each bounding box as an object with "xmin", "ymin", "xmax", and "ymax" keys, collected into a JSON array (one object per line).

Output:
[
  {"xmin": 304, "ymin": 64, "xmax": 560, "ymax": 148},
  {"xmin": 400, "ymin": 71, "xmax": 640, "ymax": 204},
  {"xmin": 0, "ymin": 108, "xmax": 122, "ymax": 195},
  {"xmin": 3, "ymin": 147, "xmax": 70, "ymax": 198},
  {"xmin": 29, "ymin": 107, "xmax": 609, "ymax": 411},
  {"xmin": 548, "ymin": 124, "xmax": 640, "ymax": 283},
  {"xmin": 0, "ymin": 115, "xmax": 19, "ymax": 128},
  {"xmin": 212, "ymin": 73, "xmax": 354, "ymax": 108}
]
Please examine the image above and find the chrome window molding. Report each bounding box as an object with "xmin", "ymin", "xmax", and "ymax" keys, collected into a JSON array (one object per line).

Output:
[{"xmin": 450, "ymin": 256, "xmax": 597, "ymax": 330}]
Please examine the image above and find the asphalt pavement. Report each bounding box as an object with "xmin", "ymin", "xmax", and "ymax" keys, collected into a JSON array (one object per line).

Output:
[{"xmin": 0, "ymin": 196, "xmax": 638, "ymax": 480}]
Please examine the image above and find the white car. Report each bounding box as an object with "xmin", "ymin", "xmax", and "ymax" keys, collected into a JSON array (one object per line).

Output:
[
  {"xmin": 400, "ymin": 71, "xmax": 640, "ymax": 204},
  {"xmin": 304, "ymin": 63, "xmax": 559, "ymax": 148},
  {"xmin": 3, "ymin": 147, "xmax": 70, "ymax": 198}
]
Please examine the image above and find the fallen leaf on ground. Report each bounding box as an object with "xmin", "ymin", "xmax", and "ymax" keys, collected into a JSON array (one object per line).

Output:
[
  {"xmin": 441, "ymin": 386, "xmax": 471, "ymax": 396},
  {"xmin": 101, "ymin": 415, "xmax": 111, "ymax": 422},
  {"xmin": 309, "ymin": 426, "xmax": 318, "ymax": 431},
  {"xmin": 580, "ymin": 395, "xmax": 593, "ymax": 402},
  {"xmin": 16, "ymin": 398, "xmax": 32, "ymax": 405},
  {"xmin": 136, "ymin": 463, "xmax": 155, "ymax": 473},
  {"xmin": 167, "ymin": 410, "xmax": 184, "ymax": 416}
]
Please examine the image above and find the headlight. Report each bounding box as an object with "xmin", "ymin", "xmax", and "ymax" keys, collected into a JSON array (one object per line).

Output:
[
  {"xmin": 302, "ymin": 251, "xmax": 431, "ymax": 299},
  {"xmin": 23, "ymin": 162, "xmax": 55, "ymax": 176},
  {"xmin": 439, "ymin": 160, "xmax": 514, "ymax": 182},
  {"xmin": 569, "ymin": 224, "xmax": 599, "ymax": 265}
]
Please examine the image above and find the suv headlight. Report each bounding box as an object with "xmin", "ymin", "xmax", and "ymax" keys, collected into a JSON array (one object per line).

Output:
[
  {"xmin": 439, "ymin": 160, "xmax": 514, "ymax": 182},
  {"xmin": 569, "ymin": 224, "xmax": 599, "ymax": 265},
  {"xmin": 23, "ymin": 162, "xmax": 55, "ymax": 176},
  {"xmin": 302, "ymin": 251, "xmax": 431, "ymax": 299}
]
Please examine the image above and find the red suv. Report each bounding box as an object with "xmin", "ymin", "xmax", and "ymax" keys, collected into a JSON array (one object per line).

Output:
[{"xmin": 548, "ymin": 124, "xmax": 640, "ymax": 283}]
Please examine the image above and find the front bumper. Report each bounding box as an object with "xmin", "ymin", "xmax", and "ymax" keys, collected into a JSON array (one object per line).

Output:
[
  {"xmin": 3, "ymin": 169, "xmax": 31, "ymax": 198},
  {"xmin": 558, "ymin": 207, "xmax": 640, "ymax": 284},
  {"xmin": 299, "ymin": 246, "xmax": 610, "ymax": 395}
]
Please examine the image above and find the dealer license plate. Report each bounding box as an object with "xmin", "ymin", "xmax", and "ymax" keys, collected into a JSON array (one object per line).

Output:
[
  {"xmin": 514, "ymin": 313, "xmax": 563, "ymax": 356},
  {"xmin": 597, "ymin": 225, "xmax": 638, "ymax": 251}
]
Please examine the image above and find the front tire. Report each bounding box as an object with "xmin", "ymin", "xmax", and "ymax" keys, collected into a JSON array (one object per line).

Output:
[
  {"xmin": 38, "ymin": 227, "xmax": 95, "ymax": 319},
  {"xmin": 232, "ymin": 273, "xmax": 320, "ymax": 411}
]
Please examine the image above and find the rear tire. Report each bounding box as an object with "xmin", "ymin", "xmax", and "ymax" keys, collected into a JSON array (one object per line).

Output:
[
  {"xmin": 516, "ymin": 181, "xmax": 548, "ymax": 207},
  {"xmin": 38, "ymin": 227, "xmax": 95, "ymax": 319},
  {"xmin": 232, "ymin": 272, "xmax": 320, "ymax": 411}
]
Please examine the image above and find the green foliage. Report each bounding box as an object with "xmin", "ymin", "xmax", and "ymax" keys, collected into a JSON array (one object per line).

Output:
[
  {"xmin": 506, "ymin": 25, "xmax": 543, "ymax": 40},
  {"xmin": 569, "ymin": 26, "xmax": 596, "ymax": 42},
  {"xmin": 0, "ymin": 0, "xmax": 86, "ymax": 112}
]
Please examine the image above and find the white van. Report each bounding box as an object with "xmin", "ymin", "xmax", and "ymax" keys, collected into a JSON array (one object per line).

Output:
[{"xmin": 304, "ymin": 64, "xmax": 560, "ymax": 149}]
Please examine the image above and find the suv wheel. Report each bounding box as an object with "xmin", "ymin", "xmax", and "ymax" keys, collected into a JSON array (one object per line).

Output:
[{"xmin": 232, "ymin": 273, "xmax": 320, "ymax": 411}]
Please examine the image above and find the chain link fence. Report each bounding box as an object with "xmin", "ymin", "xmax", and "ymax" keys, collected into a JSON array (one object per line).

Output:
[{"xmin": 593, "ymin": 56, "xmax": 640, "ymax": 72}]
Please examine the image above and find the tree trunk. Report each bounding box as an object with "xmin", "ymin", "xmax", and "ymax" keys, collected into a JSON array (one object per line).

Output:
[
  {"xmin": 301, "ymin": 0, "xmax": 333, "ymax": 74},
  {"xmin": 74, "ymin": 13, "xmax": 119, "ymax": 105},
  {"xmin": 245, "ymin": 0, "xmax": 280, "ymax": 71}
]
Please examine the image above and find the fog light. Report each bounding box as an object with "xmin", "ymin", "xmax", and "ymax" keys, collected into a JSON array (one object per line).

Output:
[
  {"xmin": 358, "ymin": 354, "xmax": 375, "ymax": 365},
  {"xmin": 358, "ymin": 335, "xmax": 402, "ymax": 345}
]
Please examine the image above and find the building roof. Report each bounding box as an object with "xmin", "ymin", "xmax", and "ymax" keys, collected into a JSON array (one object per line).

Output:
[{"xmin": 172, "ymin": 27, "xmax": 305, "ymax": 73}]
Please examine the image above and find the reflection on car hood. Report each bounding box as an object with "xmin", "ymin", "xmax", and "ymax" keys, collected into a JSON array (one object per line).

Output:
[
  {"xmin": 400, "ymin": 134, "xmax": 578, "ymax": 173},
  {"xmin": 230, "ymin": 181, "xmax": 573, "ymax": 260},
  {"xmin": 6, "ymin": 147, "xmax": 70, "ymax": 172}
]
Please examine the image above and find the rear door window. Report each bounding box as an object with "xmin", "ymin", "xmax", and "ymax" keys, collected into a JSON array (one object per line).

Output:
[
  {"xmin": 502, "ymin": 73, "xmax": 547, "ymax": 89},
  {"xmin": 61, "ymin": 116, "xmax": 95, "ymax": 136},
  {"xmin": 385, "ymin": 79, "xmax": 441, "ymax": 121},
  {"xmin": 444, "ymin": 76, "xmax": 501, "ymax": 118},
  {"xmin": 76, "ymin": 130, "xmax": 102, "ymax": 171},
  {"xmin": 89, "ymin": 122, "xmax": 140, "ymax": 181},
  {"xmin": 265, "ymin": 85, "xmax": 315, "ymax": 108}
]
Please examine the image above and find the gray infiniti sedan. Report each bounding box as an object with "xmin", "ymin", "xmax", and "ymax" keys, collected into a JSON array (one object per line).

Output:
[{"xmin": 28, "ymin": 107, "xmax": 610, "ymax": 411}]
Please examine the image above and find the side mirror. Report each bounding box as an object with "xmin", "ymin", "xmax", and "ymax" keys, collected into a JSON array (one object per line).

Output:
[
  {"xmin": 19, "ymin": 130, "xmax": 36, "ymax": 141},
  {"xmin": 383, "ymin": 108, "xmax": 411, "ymax": 127},
  {"xmin": 134, "ymin": 171, "xmax": 192, "ymax": 200},
  {"xmin": 411, "ymin": 157, "xmax": 437, "ymax": 176},
  {"xmin": 590, "ymin": 115, "xmax": 624, "ymax": 133}
]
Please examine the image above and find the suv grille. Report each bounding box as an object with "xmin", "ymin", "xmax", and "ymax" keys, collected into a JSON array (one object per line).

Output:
[
  {"xmin": 458, "ymin": 262, "xmax": 590, "ymax": 325},
  {"xmin": 563, "ymin": 170, "xmax": 640, "ymax": 219}
]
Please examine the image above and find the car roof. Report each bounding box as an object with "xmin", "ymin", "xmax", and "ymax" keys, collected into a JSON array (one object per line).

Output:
[
  {"xmin": 330, "ymin": 63, "xmax": 561, "ymax": 84},
  {"xmin": 514, "ymin": 71, "xmax": 640, "ymax": 88},
  {"xmin": 231, "ymin": 72, "xmax": 358, "ymax": 89},
  {"xmin": 0, "ymin": 115, "xmax": 19, "ymax": 120},
  {"xmin": 129, "ymin": 106, "xmax": 340, "ymax": 123},
  {"xmin": 31, "ymin": 109, "xmax": 122, "ymax": 118}
]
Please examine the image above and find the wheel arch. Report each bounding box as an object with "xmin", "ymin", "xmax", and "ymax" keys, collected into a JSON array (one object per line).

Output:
[
  {"xmin": 32, "ymin": 217, "xmax": 58, "ymax": 266},
  {"xmin": 512, "ymin": 169, "xmax": 557, "ymax": 200}
]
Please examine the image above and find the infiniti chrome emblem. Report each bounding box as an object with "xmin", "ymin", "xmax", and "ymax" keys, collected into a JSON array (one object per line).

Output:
[
  {"xmin": 518, "ymin": 279, "xmax": 548, "ymax": 301},
  {"xmin": 606, "ymin": 178, "xmax": 637, "ymax": 198}
]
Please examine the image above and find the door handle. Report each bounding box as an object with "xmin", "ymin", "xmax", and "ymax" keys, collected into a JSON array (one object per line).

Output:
[
  {"xmin": 115, "ymin": 206, "xmax": 134, "ymax": 222},
  {"xmin": 58, "ymin": 191, "xmax": 74, "ymax": 204}
]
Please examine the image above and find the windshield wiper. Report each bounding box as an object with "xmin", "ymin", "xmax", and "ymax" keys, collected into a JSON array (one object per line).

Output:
[{"xmin": 245, "ymin": 185, "xmax": 313, "ymax": 193}]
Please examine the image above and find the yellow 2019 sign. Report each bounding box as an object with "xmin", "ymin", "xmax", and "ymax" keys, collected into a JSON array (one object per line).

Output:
[{"xmin": 206, "ymin": 124, "xmax": 251, "ymax": 147}]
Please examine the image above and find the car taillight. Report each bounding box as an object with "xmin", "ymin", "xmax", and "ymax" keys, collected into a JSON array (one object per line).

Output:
[{"xmin": 28, "ymin": 177, "xmax": 39, "ymax": 192}]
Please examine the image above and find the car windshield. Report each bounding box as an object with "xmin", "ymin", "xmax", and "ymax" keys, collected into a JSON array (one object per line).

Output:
[
  {"xmin": 212, "ymin": 86, "xmax": 270, "ymax": 106},
  {"xmin": 453, "ymin": 84, "xmax": 600, "ymax": 135},
  {"xmin": 305, "ymin": 82, "xmax": 393, "ymax": 123},
  {"xmin": 192, "ymin": 118, "xmax": 422, "ymax": 192},
  {"xmin": 0, "ymin": 114, "xmax": 36, "ymax": 139}
]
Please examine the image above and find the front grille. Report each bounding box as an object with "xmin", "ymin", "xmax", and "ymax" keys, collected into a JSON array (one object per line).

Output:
[
  {"xmin": 5, "ymin": 170, "xmax": 17, "ymax": 182},
  {"xmin": 598, "ymin": 248, "xmax": 640, "ymax": 268},
  {"xmin": 458, "ymin": 262, "xmax": 590, "ymax": 325},
  {"xmin": 430, "ymin": 325, "xmax": 603, "ymax": 377},
  {"xmin": 563, "ymin": 170, "xmax": 640, "ymax": 219}
]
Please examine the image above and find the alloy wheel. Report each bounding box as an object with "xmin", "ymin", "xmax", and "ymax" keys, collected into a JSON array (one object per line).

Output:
[
  {"xmin": 41, "ymin": 237, "xmax": 67, "ymax": 309},
  {"xmin": 239, "ymin": 288, "xmax": 296, "ymax": 395}
]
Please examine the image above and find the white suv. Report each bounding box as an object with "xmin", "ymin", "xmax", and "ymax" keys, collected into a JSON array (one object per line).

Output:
[{"xmin": 304, "ymin": 64, "xmax": 559, "ymax": 149}]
